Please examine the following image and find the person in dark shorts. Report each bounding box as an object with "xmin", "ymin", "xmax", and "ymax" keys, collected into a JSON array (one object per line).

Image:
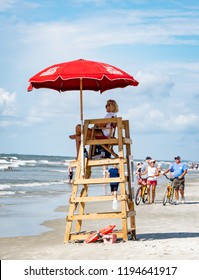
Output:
[
  {"xmin": 68, "ymin": 165, "xmax": 74, "ymax": 184},
  {"xmin": 163, "ymin": 156, "xmax": 188, "ymax": 204},
  {"xmin": 108, "ymin": 164, "xmax": 119, "ymax": 198}
]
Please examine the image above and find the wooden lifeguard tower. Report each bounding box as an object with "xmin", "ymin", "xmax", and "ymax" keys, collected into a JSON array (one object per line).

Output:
[{"xmin": 64, "ymin": 117, "xmax": 136, "ymax": 243}]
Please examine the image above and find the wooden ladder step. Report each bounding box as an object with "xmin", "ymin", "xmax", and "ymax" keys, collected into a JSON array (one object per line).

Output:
[
  {"xmin": 67, "ymin": 212, "xmax": 124, "ymax": 220},
  {"xmin": 74, "ymin": 177, "xmax": 127, "ymax": 185},
  {"xmin": 70, "ymin": 194, "xmax": 129, "ymax": 202},
  {"xmin": 70, "ymin": 157, "xmax": 127, "ymax": 167},
  {"xmin": 67, "ymin": 210, "xmax": 136, "ymax": 221}
]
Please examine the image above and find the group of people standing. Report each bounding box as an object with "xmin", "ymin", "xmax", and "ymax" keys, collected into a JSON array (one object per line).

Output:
[{"xmin": 136, "ymin": 155, "xmax": 188, "ymax": 205}]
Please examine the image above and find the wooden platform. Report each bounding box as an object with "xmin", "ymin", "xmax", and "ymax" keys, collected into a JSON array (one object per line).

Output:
[{"xmin": 64, "ymin": 117, "xmax": 136, "ymax": 243}]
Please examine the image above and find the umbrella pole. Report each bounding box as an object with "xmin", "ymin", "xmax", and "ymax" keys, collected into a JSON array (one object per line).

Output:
[{"xmin": 80, "ymin": 78, "xmax": 84, "ymax": 177}]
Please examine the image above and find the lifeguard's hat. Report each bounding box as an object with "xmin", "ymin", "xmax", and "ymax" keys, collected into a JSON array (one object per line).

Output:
[
  {"xmin": 174, "ymin": 156, "xmax": 181, "ymax": 160},
  {"xmin": 146, "ymin": 156, "xmax": 152, "ymax": 160},
  {"xmin": 149, "ymin": 159, "xmax": 156, "ymax": 163}
]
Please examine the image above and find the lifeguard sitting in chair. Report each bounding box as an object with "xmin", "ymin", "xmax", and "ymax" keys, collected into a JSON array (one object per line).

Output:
[
  {"xmin": 69, "ymin": 99, "xmax": 118, "ymax": 159},
  {"xmin": 91, "ymin": 119, "xmax": 117, "ymax": 159}
]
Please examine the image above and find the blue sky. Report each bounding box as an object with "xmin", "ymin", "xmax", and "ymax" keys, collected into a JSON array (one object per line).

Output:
[{"xmin": 1, "ymin": 0, "xmax": 199, "ymax": 161}]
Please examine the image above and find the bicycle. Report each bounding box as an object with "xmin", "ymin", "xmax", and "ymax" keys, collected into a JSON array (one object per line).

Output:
[
  {"xmin": 135, "ymin": 176, "xmax": 148, "ymax": 205},
  {"xmin": 162, "ymin": 174, "xmax": 174, "ymax": 206}
]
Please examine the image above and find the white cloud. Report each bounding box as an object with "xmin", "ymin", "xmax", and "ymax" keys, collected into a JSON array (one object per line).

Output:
[
  {"xmin": 1, "ymin": 5, "xmax": 199, "ymax": 83},
  {"xmin": 21, "ymin": 91, "xmax": 80, "ymax": 127},
  {"xmin": 125, "ymin": 102, "xmax": 199, "ymax": 134},
  {"xmin": 174, "ymin": 113, "xmax": 199, "ymax": 128},
  {"xmin": 135, "ymin": 70, "xmax": 174, "ymax": 99},
  {"xmin": 0, "ymin": 0, "xmax": 43, "ymax": 12},
  {"xmin": 0, "ymin": 0, "xmax": 17, "ymax": 11},
  {"xmin": 4, "ymin": 6, "xmax": 199, "ymax": 55},
  {"xmin": 0, "ymin": 88, "xmax": 17, "ymax": 117}
]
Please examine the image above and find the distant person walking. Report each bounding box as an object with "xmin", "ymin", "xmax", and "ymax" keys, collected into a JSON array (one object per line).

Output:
[
  {"xmin": 108, "ymin": 165, "xmax": 119, "ymax": 198},
  {"xmin": 68, "ymin": 165, "xmax": 74, "ymax": 184},
  {"xmin": 163, "ymin": 156, "xmax": 188, "ymax": 204},
  {"xmin": 108, "ymin": 164, "xmax": 120, "ymax": 210}
]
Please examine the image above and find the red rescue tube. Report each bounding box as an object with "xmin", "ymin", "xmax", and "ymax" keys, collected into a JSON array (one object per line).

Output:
[{"xmin": 84, "ymin": 225, "xmax": 116, "ymax": 243}]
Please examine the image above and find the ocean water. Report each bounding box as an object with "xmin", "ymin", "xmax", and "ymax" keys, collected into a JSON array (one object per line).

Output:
[
  {"xmin": 0, "ymin": 154, "xmax": 75, "ymax": 237},
  {"xmin": 0, "ymin": 153, "xmax": 113, "ymax": 237},
  {"xmin": 0, "ymin": 154, "xmax": 197, "ymax": 237}
]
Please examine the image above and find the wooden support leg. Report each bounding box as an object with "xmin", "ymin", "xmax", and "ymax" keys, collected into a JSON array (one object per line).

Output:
[
  {"xmin": 75, "ymin": 184, "xmax": 88, "ymax": 232},
  {"xmin": 121, "ymin": 218, "xmax": 128, "ymax": 241},
  {"xmin": 120, "ymin": 181, "xmax": 128, "ymax": 241},
  {"xmin": 64, "ymin": 184, "xmax": 79, "ymax": 243}
]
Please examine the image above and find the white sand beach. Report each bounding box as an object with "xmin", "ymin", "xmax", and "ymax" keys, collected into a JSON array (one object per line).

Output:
[{"xmin": 0, "ymin": 176, "xmax": 199, "ymax": 260}]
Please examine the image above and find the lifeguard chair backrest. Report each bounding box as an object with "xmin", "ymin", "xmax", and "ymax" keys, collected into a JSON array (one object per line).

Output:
[{"xmin": 94, "ymin": 116, "xmax": 117, "ymax": 139}]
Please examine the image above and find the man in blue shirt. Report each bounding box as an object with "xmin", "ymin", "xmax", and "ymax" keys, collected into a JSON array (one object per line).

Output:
[{"xmin": 163, "ymin": 156, "xmax": 188, "ymax": 204}]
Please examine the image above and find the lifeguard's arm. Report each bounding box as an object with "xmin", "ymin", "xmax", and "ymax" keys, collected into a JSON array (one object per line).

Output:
[
  {"xmin": 95, "ymin": 115, "xmax": 109, "ymax": 128},
  {"xmin": 95, "ymin": 123, "xmax": 106, "ymax": 128}
]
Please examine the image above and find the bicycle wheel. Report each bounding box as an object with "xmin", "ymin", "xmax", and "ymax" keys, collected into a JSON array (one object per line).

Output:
[
  {"xmin": 135, "ymin": 187, "xmax": 142, "ymax": 205},
  {"xmin": 168, "ymin": 187, "xmax": 174, "ymax": 203},
  {"xmin": 142, "ymin": 187, "xmax": 148, "ymax": 203},
  {"xmin": 163, "ymin": 189, "xmax": 168, "ymax": 206}
]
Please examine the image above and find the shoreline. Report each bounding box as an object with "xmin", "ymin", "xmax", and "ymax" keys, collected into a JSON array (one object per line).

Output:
[{"xmin": 0, "ymin": 177, "xmax": 199, "ymax": 260}]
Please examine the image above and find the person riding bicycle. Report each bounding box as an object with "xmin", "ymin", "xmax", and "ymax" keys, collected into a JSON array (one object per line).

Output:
[{"xmin": 163, "ymin": 156, "xmax": 188, "ymax": 205}]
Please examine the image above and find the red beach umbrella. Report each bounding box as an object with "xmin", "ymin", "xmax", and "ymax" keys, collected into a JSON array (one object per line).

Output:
[
  {"xmin": 28, "ymin": 58, "xmax": 138, "ymax": 92},
  {"xmin": 28, "ymin": 59, "xmax": 139, "ymax": 175}
]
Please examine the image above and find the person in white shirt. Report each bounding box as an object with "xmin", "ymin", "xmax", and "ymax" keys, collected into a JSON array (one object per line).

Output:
[{"xmin": 141, "ymin": 159, "xmax": 159, "ymax": 204}]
